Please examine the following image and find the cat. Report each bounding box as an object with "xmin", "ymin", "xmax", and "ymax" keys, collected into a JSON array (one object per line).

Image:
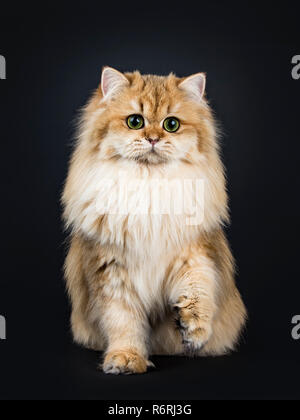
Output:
[{"xmin": 62, "ymin": 67, "xmax": 247, "ymax": 375}]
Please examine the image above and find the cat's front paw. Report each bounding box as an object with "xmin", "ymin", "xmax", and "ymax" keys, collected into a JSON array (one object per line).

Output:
[
  {"xmin": 180, "ymin": 321, "xmax": 212, "ymax": 355},
  {"xmin": 102, "ymin": 349, "xmax": 154, "ymax": 375},
  {"xmin": 175, "ymin": 296, "xmax": 213, "ymax": 356}
]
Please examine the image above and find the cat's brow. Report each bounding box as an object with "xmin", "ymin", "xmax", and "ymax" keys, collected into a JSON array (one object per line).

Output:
[
  {"xmin": 140, "ymin": 100, "xmax": 144, "ymax": 114},
  {"xmin": 168, "ymin": 103, "xmax": 180, "ymax": 114},
  {"xmin": 130, "ymin": 96, "xmax": 178, "ymax": 120},
  {"xmin": 130, "ymin": 100, "xmax": 141, "ymax": 113}
]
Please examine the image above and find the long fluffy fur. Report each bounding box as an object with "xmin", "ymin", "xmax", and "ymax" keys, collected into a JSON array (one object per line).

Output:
[{"xmin": 62, "ymin": 69, "xmax": 247, "ymax": 374}]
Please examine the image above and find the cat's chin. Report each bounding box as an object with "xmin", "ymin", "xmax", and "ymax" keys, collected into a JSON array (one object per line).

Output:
[{"xmin": 130, "ymin": 150, "xmax": 170, "ymax": 165}]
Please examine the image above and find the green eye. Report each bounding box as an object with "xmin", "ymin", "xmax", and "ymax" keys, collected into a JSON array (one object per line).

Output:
[
  {"xmin": 163, "ymin": 117, "xmax": 180, "ymax": 133},
  {"xmin": 127, "ymin": 114, "xmax": 144, "ymax": 130}
]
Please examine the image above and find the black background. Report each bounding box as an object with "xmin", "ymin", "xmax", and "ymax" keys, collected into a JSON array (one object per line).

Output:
[{"xmin": 0, "ymin": 0, "xmax": 300, "ymax": 400}]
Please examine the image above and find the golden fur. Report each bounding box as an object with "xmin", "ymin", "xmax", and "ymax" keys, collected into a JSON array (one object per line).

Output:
[{"xmin": 62, "ymin": 67, "xmax": 247, "ymax": 375}]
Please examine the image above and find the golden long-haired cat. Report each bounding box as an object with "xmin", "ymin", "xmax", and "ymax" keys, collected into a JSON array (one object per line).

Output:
[{"xmin": 62, "ymin": 67, "xmax": 247, "ymax": 375}]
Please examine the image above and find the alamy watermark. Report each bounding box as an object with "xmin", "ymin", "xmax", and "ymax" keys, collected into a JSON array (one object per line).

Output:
[
  {"xmin": 292, "ymin": 55, "xmax": 300, "ymax": 80},
  {"xmin": 0, "ymin": 55, "xmax": 6, "ymax": 80},
  {"xmin": 291, "ymin": 315, "xmax": 300, "ymax": 340},
  {"xmin": 0, "ymin": 315, "xmax": 6, "ymax": 340},
  {"xmin": 0, "ymin": 54, "xmax": 7, "ymax": 338},
  {"xmin": 0, "ymin": 54, "xmax": 6, "ymax": 337},
  {"xmin": 0, "ymin": 53, "xmax": 6, "ymax": 337},
  {"xmin": 94, "ymin": 172, "xmax": 205, "ymax": 226}
]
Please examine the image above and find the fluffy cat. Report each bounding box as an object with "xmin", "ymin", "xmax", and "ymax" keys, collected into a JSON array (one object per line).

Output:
[{"xmin": 62, "ymin": 67, "xmax": 247, "ymax": 375}]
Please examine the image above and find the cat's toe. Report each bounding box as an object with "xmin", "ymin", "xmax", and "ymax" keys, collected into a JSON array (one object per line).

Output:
[
  {"xmin": 102, "ymin": 350, "xmax": 151, "ymax": 375},
  {"xmin": 181, "ymin": 325, "xmax": 212, "ymax": 356},
  {"xmin": 174, "ymin": 297, "xmax": 213, "ymax": 356}
]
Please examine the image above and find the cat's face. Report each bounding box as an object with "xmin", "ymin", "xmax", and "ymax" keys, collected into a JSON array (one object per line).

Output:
[{"xmin": 87, "ymin": 68, "xmax": 214, "ymax": 165}]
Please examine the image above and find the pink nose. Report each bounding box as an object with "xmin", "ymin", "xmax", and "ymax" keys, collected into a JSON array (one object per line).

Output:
[{"xmin": 147, "ymin": 138, "xmax": 159, "ymax": 146}]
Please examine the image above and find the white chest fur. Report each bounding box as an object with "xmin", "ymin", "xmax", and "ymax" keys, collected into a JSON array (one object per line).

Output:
[
  {"xmin": 71, "ymin": 160, "xmax": 210, "ymax": 253},
  {"xmin": 65, "ymin": 158, "xmax": 223, "ymax": 308}
]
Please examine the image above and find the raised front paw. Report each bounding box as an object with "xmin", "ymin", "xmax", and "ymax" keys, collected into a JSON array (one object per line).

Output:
[
  {"xmin": 102, "ymin": 349, "xmax": 154, "ymax": 375},
  {"xmin": 175, "ymin": 296, "xmax": 213, "ymax": 355}
]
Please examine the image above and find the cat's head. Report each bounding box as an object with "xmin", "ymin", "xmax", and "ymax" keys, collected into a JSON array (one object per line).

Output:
[{"xmin": 82, "ymin": 67, "xmax": 217, "ymax": 165}]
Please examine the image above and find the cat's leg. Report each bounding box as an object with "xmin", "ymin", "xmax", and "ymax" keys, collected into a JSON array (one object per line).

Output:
[
  {"xmin": 167, "ymin": 245, "xmax": 218, "ymax": 355},
  {"xmin": 91, "ymin": 262, "xmax": 152, "ymax": 375},
  {"xmin": 165, "ymin": 234, "xmax": 246, "ymax": 356},
  {"xmin": 64, "ymin": 236, "xmax": 104, "ymax": 351},
  {"xmin": 101, "ymin": 305, "xmax": 152, "ymax": 375},
  {"xmin": 199, "ymin": 230, "xmax": 247, "ymax": 356}
]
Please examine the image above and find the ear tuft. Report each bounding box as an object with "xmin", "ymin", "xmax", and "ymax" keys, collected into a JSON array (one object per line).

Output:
[
  {"xmin": 178, "ymin": 73, "xmax": 206, "ymax": 102},
  {"xmin": 101, "ymin": 67, "xmax": 129, "ymax": 99}
]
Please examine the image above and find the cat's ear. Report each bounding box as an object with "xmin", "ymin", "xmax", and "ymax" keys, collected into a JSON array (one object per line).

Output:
[
  {"xmin": 100, "ymin": 67, "xmax": 129, "ymax": 99},
  {"xmin": 178, "ymin": 73, "xmax": 206, "ymax": 102}
]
